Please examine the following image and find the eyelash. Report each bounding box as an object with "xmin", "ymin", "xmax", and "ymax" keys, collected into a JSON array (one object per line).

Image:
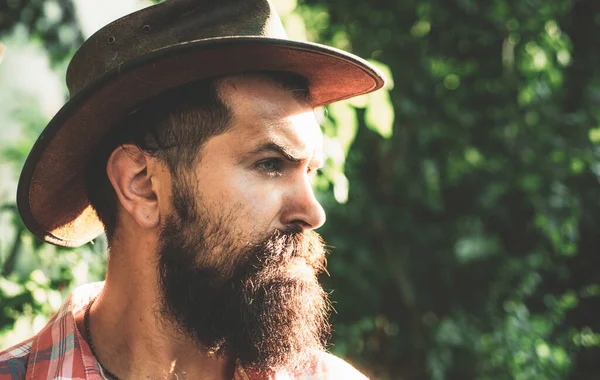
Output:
[
  {"xmin": 256, "ymin": 158, "xmax": 283, "ymax": 176},
  {"xmin": 256, "ymin": 158, "xmax": 319, "ymax": 179}
]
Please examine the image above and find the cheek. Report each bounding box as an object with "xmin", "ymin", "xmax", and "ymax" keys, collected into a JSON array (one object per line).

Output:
[
  {"xmin": 201, "ymin": 168, "xmax": 284, "ymax": 230},
  {"xmin": 235, "ymin": 175, "xmax": 283, "ymax": 221}
]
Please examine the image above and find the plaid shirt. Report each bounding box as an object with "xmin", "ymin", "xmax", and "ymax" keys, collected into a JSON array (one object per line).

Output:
[{"xmin": 0, "ymin": 283, "xmax": 367, "ymax": 379}]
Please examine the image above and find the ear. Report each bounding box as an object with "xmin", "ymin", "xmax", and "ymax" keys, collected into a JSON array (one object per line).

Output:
[{"xmin": 106, "ymin": 144, "xmax": 160, "ymax": 229}]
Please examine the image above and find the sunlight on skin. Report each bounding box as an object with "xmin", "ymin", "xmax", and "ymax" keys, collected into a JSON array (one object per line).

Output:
[
  {"xmin": 169, "ymin": 359, "xmax": 177, "ymax": 378},
  {"xmin": 284, "ymin": 110, "xmax": 326, "ymax": 168}
]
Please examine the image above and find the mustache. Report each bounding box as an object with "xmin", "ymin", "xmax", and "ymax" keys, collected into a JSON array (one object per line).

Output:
[{"xmin": 239, "ymin": 227, "xmax": 328, "ymax": 276}]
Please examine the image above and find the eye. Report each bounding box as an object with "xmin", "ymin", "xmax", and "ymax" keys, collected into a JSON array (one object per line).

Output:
[{"xmin": 256, "ymin": 158, "xmax": 283, "ymax": 176}]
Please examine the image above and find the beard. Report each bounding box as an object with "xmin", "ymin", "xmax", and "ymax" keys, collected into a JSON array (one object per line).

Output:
[{"xmin": 156, "ymin": 177, "xmax": 331, "ymax": 374}]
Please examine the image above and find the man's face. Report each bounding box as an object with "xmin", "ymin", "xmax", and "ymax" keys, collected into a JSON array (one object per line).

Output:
[
  {"xmin": 156, "ymin": 75, "xmax": 331, "ymax": 373},
  {"xmin": 189, "ymin": 75, "xmax": 326, "ymax": 249}
]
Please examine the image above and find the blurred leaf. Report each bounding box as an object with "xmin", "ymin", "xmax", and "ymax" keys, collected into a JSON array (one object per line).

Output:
[
  {"xmin": 364, "ymin": 89, "xmax": 394, "ymax": 139},
  {"xmin": 328, "ymin": 101, "xmax": 358, "ymax": 153}
]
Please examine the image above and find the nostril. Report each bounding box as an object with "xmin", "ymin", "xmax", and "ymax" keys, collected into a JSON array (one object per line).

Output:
[{"xmin": 287, "ymin": 221, "xmax": 311, "ymax": 231}]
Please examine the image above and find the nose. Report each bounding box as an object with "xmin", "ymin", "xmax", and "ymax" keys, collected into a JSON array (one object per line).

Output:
[{"xmin": 281, "ymin": 176, "xmax": 326, "ymax": 231}]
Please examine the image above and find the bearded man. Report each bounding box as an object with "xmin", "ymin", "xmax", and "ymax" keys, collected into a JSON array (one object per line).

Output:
[{"xmin": 0, "ymin": 0, "xmax": 386, "ymax": 378}]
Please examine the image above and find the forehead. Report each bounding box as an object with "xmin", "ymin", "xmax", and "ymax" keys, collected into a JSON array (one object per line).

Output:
[{"xmin": 217, "ymin": 75, "xmax": 323, "ymax": 150}]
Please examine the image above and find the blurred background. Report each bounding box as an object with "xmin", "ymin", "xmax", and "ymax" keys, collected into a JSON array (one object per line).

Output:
[{"xmin": 1, "ymin": 0, "xmax": 600, "ymax": 379}]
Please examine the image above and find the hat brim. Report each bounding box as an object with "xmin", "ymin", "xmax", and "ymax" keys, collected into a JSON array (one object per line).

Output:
[{"xmin": 17, "ymin": 37, "xmax": 386, "ymax": 247}]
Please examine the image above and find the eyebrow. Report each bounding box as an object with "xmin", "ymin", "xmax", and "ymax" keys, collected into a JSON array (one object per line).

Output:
[
  {"xmin": 250, "ymin": 142, "xmax": 304, "ymax": 163},
  {"xmin": 242, "ymin": 141, "xmax": 324, "ymax": 168}
]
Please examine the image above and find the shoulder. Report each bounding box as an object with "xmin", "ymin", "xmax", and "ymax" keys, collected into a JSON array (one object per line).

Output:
[
  {"xmin": 0, "ymin": 338, "xmax": 34, "ymax": 378},
  {"xmin": 306, "ymin": 351, "xmax": 369, "ymax": 380}
]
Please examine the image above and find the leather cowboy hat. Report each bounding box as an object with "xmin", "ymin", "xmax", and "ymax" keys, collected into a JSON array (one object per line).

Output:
[{"xmin": 17, "ymin": 0, "xmax": 387, "ymax": 248}]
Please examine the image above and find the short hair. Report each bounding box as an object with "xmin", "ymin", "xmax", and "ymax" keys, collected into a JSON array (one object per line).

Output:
[{"xmin": 85, "ymin": 71, "xmax": 311, "ymax": 243}]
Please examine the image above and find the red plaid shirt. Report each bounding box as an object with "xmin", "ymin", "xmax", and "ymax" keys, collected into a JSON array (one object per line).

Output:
[{"xmin": 0, "ymin": 283, "xmax": 367, "ymax": 379}]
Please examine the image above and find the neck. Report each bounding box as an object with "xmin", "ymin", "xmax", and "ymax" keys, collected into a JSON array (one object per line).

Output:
[{"xmin": 75, "ymin": 233, "xmax": 236, "ymax": 380}]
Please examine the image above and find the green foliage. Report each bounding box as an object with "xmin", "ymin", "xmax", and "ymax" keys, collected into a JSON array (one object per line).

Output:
[
  {"xmin": 299, "ymin": 0, "xmax": 600, "ymax": 378},
  {"xmin": 0, "ymin": 0, "xmax": 83, "ymax": 64},
  {"xmin": 2, "ymin": 0, "xmax": 600, "ymax": 379}
]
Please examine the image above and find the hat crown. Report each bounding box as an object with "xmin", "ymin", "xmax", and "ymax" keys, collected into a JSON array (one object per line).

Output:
[{"xmin": 66, "ymin": 0, "xmax": 286, "ymax": 96}]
